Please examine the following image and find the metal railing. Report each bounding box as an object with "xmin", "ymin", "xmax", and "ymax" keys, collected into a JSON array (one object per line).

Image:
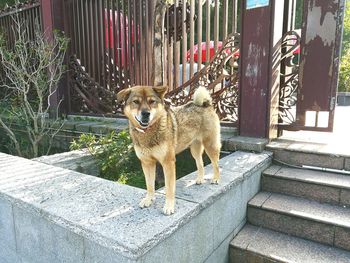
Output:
[
  {"xmin": 64, "ymin": 0, "xmax": 158, "ymax": 114},
  {"xmin": 166, "ymin": 0, "xmax": 239, "ymax": 91},
  {"xmin": 64, "ymin": 0, "xmax": 240, "ymax": 118},
  {"xmin": 0, "ymin": 1, "xmax": 42, "ymax": 49}
]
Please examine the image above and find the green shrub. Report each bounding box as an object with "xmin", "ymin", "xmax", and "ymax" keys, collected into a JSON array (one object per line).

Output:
[
  {"xmin": 70, "ymin": 130, "xmax": 217, "ymax": 189},
  {"xmin": 339, "ymin": 49, "xmax": 350, "ymax": 92},
  {"xmin": 70, "ymin": 130, "xmax": 147, "ymax": 188},
  {"xmin": 339, "ymin": 0, "xmax": 350, "ymax": 92}
]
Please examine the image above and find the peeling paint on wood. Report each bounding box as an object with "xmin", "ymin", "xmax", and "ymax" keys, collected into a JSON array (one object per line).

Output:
[{"xmin": 296, "ymin": 0, "xmax": 344, "ymax": 131}]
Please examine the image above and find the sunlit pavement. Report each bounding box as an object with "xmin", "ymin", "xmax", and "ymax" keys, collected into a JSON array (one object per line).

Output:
[{"xmin": 280, "ymin": 106, "xmax": 350, "ymax": 150}]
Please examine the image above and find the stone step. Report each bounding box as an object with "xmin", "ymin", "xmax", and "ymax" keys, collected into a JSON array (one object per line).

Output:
[
  {"xmin": 266, "ymin": 140, "xmax": 350, "ymax": 171},
  {"xmin": 230, "ymin": 224, "xmax": 350, "ymax": 263},
  {"xmin": 248, "ymin": 192, "xmax": 350, "ymax": 251},
  {"xmin": 262, "ymin": 165, "xmax": 350, "ymax": 206}
]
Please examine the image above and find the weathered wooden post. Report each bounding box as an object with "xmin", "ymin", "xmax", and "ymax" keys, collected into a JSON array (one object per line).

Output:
[
  {"xmin": 239, "ymin": 0, "xmax": 285, "ymax": 139},
  {"xmin": 40, "ymin": 0, "xmax": 69, "ymax": 117}
]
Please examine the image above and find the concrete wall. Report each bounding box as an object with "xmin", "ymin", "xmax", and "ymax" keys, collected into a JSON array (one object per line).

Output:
[
  {"xmin": 337, "ymin": 92, "xmax": 350, "ymax": 106},
  {"xmin": 0, "ymin": 151, "xmax": 271, "ymax": 263}
]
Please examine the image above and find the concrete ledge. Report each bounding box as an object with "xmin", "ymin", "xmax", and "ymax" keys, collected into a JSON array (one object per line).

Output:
[
  {"xmin": 0, "ymin": 151, "xmax": 271, "ymax": 263},
  {"xmin": 32, "ymin": 149, "xmax": 99, "ymax": 176},
  {"xmin": 223, "ymin": 136, "xmax": 268, "ymax": 153}
]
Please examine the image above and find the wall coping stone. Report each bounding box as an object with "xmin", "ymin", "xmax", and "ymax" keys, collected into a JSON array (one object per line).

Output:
[{"xmin": 0, "ymin": 151, "xmax": 271, "ymax": 261}]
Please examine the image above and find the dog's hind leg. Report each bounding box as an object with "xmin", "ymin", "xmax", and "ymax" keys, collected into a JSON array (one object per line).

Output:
[
  {"xmin": 139, "ymin": 160, "xmax": 156, "ymax": 208},
  {"xmin": 203, "ymin": 139, "xmax": 221, "ymax": 184},
  {"xmin": 190, "ymin": 140, "xmax": 205, "ymax": 184}
]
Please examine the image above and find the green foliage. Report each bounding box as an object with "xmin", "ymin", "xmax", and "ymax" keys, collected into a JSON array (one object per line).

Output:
[
  {"xmin": 70, "ymin": 130, "xmax": 218, "ymax": 189},
  {"xmin": 339, "ymin": 0, "xmax": 350, "ymax": 92},
  {"xmin": 342, "ymin": 0, "xmax": 350, "ymax": 54},
  {"xmin": 0, "ymin": 0, "xmax": 25, "ymax": 9},
  {"xmin": 0, "ymin": 15, "xmax": 68, "ymax": 158},
  {"xmin": 70, "ymin": 130, "xmax": 146, "ymax": 188},
  {"xmin": 339, "ymin": 49, "xmax": 350, "ymax": 92}
]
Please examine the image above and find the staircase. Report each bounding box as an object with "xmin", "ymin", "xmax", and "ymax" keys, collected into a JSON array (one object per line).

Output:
[{"xmin": 230, "ymin": 152, "xmax": 350, "ymax": 262}]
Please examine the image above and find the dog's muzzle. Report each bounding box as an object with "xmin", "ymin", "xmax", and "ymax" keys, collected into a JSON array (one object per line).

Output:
[{"xmin": 135, "ymin": 111, "xmax": 151, "ymax": 127}]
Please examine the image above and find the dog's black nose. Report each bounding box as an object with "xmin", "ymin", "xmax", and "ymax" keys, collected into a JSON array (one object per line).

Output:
[{"xmin": 141, "ymin": 111, "xmax": 150, "ymax": 118}]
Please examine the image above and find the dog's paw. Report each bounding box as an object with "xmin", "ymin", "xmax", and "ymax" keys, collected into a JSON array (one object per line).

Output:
[
  {"xmin": 211, "ymin": 178, "xmax": 220, "ymax": 184},
  {"xmin": 195, "ymin": 178, "xmax": 205, "ymax": 185},
  {"xmin": 139, "ymin": 197, "xmax": 154, "ymax": 208},
  {"xmin": 163, "ymin": 200, "xmax": 175, "ymax": 215}
]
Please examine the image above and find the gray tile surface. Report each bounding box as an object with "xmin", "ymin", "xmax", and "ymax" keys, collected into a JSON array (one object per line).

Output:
[
  {"xmin": 259, "ymin": 192, "xmax": 350, "ymax": 228},
  {"xmin": 247, "ymin": 207, "xmax": 334, "ymax": 246},
  {"xmin": 272, "ymin": 149, "xmax": 345, "ymax": 170},
  {"xmin": 230, "ymin": 224, "xmax": 350, "ymax": 263},
  {"xmin": 262, "ymin": 175, "xmax": 341, "ymax": 205},
  {"xmin": 268, "ymin": 166, "xmax": 350, "ymax": 189},
  {"xmin": 346, "ymin": 158, "xmax": 350, "ymax": 171},
  {"xmin": 340, "ymin": 189, "xmax": 350, "ymax": 206},
  {"xmin": 335, "ymin": 226, "xmax": 350, "ymax": 251}
]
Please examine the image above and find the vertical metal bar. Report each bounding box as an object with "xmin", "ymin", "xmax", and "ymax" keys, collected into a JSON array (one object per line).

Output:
[
  {"xmin": 206, "ymin": 0, "xmax": 210, "ymax": 65},
  {"xmin": 134, "ymin": 0, "xmax": 140, "ymax": 84},
  {"xmin": 31, "ymin": 7, "xmax": 35, "ymax": 39},
  {"xmin": 223, "ymin": 0, "xmax": 228, "ymax": 39},
  {"xmin": 139, "ymin": 0, "xmax": 144, "ymax": 85},
  {"xmin": 72, "ymin": 0, "xmax": 78, "ymax": 54},
  {"xmin": 100, "ymin": 0, "xmax": 106, "ymax": 89},
  {"xmin": 197, "ymin": 0, "xmax": 203, "ymax": 70},
  {"xmin": 232, "ymin": 0, "xmax": 237, "ymax": 33},
  {"xmin": 174, "ymin": 0, "xmax": 180, "ymax": 88},
  {"xmin": 145, "ymin": 0, "xmax": 150, "ymax": 85},
  {"xmin": 166, "ymin": 4, "xmax": 173, "ymax": 90},
  {"xmin": 89, "ymin": 0, "xmax": 95, "ymax": 80},
  {"xmin": 122, "ymin": 0, "xmax": 128, "ymax": 86},
  {"xmin": 214, "ymin": 0, "xmax": 219, "ymax": 52},
  {"xmin": 128, "ymin": 0, "xmax": 133, "ymax": 85},
  {"xmin": 76, "ymin": 0, "xmax": 81, "ymax": 60},
  {"xmin": 94, "ymin": 0, "xmax": 101, "ymax": 85},
  {"xmin": 85, "ymin": 0, "xmax": 91, "ymax": 73},
  {"xmin": 79, "ymin": 0, "xmax": 86, "ymax": 66},
  {"xmin": 190, "ymin": 0, "xmax": 196, "ymax": 78},
  {"xmin": 111, "ymin": 0, "xmax": 117, "ymax": 88},
  {"xmin": 38, "ymin": 4, "xmax": 43, "ymax": 31},
  {"xmin": 28, "ymin": 8, "xmax": 33, "ymax": 40},
  {"xmin": 106, "ymin": 0, "xmax": 112, "ymax": 89},
  {"xmin": 181, "ymin": 0, "xmax": 187, "ymax": 85},
  {"xmin": 116, "ymin": 0, "xmax": 122, "ymax": 87}
]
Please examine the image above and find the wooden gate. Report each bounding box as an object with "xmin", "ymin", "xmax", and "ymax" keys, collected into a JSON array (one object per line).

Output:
[{"xmin": 278, "ymin": 0, "xmax": 345, "ymax": 132}]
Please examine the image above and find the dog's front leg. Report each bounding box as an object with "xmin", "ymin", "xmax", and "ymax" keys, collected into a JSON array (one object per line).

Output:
[
  {"xmin": 161, "ymin": 154, "xmax": 176, "ymax": 215},
  {"xmin": 139, "ymin": 160, "xmax": 156, "ymax": 208}
]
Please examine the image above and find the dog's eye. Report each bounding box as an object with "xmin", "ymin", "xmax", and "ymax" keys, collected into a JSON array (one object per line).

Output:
[
  {"xmin": 149, "ymin": 99, "xmax": 156, "ymax": 105},
  {"xmin": 132, "ymin": 100, "xmax": 140, "ymax": 105}
]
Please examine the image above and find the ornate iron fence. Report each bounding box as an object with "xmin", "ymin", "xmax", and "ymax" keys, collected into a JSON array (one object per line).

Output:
[
  {"xmin": 64, "ymin": 0, "xmax": 157, "ymax": 115},
  {"xmin": 166, "ymin": 33, "xmax": 240, "ymax": 123},
  {"xmin": 278, "ymin": 30, "xmax": 301, "ymax": 126},
  {"xmin": 64, "ymin": 0, "xmax": 240, "ymax": 124}
]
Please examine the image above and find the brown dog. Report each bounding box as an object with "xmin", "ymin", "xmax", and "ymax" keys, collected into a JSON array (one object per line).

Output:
[{"xmin": 117, "ymin": 86, "xmax": 221, "ymax": 215}]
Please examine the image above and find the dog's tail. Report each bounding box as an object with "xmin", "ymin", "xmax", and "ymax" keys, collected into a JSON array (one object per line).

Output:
[{"xmin": 193, "ymin": 86, "xmax": 212, "ymax": 107}]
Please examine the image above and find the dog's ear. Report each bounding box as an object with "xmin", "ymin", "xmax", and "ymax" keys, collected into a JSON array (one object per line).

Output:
[
  {"xmin": 116, "ymin": 88, "xmax": 131, "ymax": 103},
  {"xmin": 153, "ymin": 86, "xmax": 168, "ymax": 100}
]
